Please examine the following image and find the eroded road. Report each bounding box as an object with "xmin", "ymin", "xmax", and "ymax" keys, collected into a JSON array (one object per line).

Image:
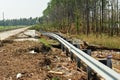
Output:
[{"xmin": 0, "ymin": 27, "xmax": 29, "ymax": 40}]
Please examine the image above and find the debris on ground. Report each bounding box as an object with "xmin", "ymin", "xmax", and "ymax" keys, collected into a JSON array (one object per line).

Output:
[
  {"xmin": 9, "ymin": 30, "xmax": 42, "ymax": 42},
  {"xmin": 0, "ymin": 40, "xmax": 87, "ymax": 80},
  {"xmin": 16, "ymin": 73, "xmax": 23, "ymax": 79},
  {"xmin": 61, "ymin": 33, "xmax": 120, "ymax": 74},
  {"xmin": 23, "ymin": 30, "xmax": 42, "ymax": 38},
  {"xmin": 29, "ymin": 50, "xmax": 37, "ymax": 54},
  {"xmin": 1, "ymin": 29, "xmax": 119, "ymax": 80},
  {"xmin": 92, "ymin": 50, "xmax": 120, "ymax": 73}
]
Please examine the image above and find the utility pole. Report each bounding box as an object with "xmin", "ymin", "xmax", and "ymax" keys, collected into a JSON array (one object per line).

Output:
[{"xmin": 3, "ymin": 12, "xmax": 5, "ymax": 27}]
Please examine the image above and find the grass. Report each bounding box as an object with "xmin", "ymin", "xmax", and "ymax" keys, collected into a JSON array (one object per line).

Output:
[
  {"xmin": 29, "ymin": 25, "xmax": 41, "ymax": 31},
  {"xmin": 39, "ymin": 38, "xmax": 51, "ymax": 47},
  {"xmin": 52, "ymin": 77, "xmax": 60, "ymax": 80},
  {"xmin": 30, "ymin": 24, "xmax": 120, "ymax": 49},
  {"xmin": 75, "ymin": 34, "xmax": 120, "ymax": 49},
  {"xmin": 0, "ymin": 26, "xmax": 20, "ymax": 31}
]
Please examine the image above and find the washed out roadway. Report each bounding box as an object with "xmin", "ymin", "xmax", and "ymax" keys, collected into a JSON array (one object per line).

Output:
[{"xmin": 0, "ymin": 27, "xmax": 29, "ymax": 40}]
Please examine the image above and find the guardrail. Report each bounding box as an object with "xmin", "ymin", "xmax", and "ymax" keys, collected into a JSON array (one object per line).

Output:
[{"xmin": 42, "ymin": 32, "xmax": 120, "ymax": 80}]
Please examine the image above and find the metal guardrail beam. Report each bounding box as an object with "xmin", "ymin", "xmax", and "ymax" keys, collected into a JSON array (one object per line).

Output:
[{"xmin": 42, "ymin": 32, "xmax": 120, "ymax": 80}]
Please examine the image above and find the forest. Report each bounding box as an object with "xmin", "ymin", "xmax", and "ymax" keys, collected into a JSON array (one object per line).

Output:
[
  {"xmin": 0, "ymin": 17, "xmax": 38, "ymax": 26},
  {"xmin": 39, "ymin": 0, "xmax": 120, "ymax": 37}
]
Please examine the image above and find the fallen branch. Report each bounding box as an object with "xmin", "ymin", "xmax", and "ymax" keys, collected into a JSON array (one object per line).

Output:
[{"xmin": 48, "ymin": 71, "xmax": 64, "ymax": 75}]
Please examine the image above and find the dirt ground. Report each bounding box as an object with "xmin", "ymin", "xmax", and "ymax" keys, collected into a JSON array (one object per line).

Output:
[
  {"xmin": 92, "ymin": 50, "xmax": 120, "ymax": 73},
  {"xmin": 0, "ymin": 40, "xmax": 87, "ymax": 80},
  {"xmin": 0, "ymin": 30, "xmax": 119, "ymax": 80}
]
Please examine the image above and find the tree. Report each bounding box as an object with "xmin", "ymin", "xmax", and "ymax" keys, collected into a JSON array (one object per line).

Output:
[{"xmin": 41, "ymin": 0, "xmax": 119, "ymax": 36}]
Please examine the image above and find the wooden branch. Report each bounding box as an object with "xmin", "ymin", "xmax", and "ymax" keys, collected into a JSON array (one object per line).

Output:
[{"xmin": 48, "ymin": 71, "xmax": 64, "ymax": 75}]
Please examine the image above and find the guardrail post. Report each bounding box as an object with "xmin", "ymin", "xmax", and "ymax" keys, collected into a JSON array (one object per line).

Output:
[
  {"xmin": 99, "ymin": 55, "xmax": 112, "ymax": 69},
  {"xmin": 76, "ymin": 57, "xmax": 81, "ymax": 68},
  {"xmin": 73, "ymin": 44, "xmax": 80, "ymax": 49},
  {"xmin": 107, "ymin": 54, "xmax": 112, "ymax": 68},
  {"xmin": 70, "ymin": 51, "xmax": 74, "ymax": 61},
  {"xmin": 82, "ymin": 49, "xmax": 91, "ymax": 56},
  {"xmin": 74, "ymin": 43, "xmax": 81, "ymax": 68},
  {"xmin": 87, "ymin": 66, "xmax": 92, "ymax": 80},
  {"xmin": 82, "ymin": 49, "xmax": 92, "ymax": 80},
  {"xmin": 66, "ymin": 48, "xmax": 69, "ymax": 56},
  {"xmin": 61, "ymin": 43, "xmax": 65, "ymax": 52}
]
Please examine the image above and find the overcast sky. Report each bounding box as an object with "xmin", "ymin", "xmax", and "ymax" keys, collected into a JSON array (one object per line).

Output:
[{"xmin": 0, "ymin": 0, "xmax": 50, "ymax": 20}]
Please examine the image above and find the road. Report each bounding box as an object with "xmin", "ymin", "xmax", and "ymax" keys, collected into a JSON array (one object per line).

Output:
[{"xmin": 0, "ymin": 27, "xmax": 29, "ymax": 40}]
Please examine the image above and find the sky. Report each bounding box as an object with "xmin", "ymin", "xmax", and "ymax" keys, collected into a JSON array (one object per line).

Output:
[{"xmin": 0, "ymin": 0, "xmax": 50, "ymax": 20}]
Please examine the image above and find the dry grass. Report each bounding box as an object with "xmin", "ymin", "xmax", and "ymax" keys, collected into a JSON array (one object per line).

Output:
[{"xmin": 76, "ymin": 34, "xmax": 120, "ymax": 49}]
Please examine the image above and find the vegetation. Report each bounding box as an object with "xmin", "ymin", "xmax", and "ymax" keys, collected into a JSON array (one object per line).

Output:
[
  {"xmin": 38, "ymin": 0, "xmax": 120, "ymax": 36},
  {"xmin": 0, "ymin": 26, "xmax": 23, "ymax": 31},
  {"xmin": 0, "ymin": 17, "xmax": 38, "ymax": 26},
  {"xmin": 39, "ymin": 38, "xmax": 51, "ymax": 47},
  {"xmin": 34, "ymin": 0, "xmax": 120, "ymax": 49},
  {"xmin": 52, "ymin": 77, "xmax": 60, "ymax": 80},
  {"xmin": 77, "ymin": 34, "xmax": 120, "ymax": 49},
  {"xmin": 30, "ymin": 24, "xmax": 44, "ymax": 31}
]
